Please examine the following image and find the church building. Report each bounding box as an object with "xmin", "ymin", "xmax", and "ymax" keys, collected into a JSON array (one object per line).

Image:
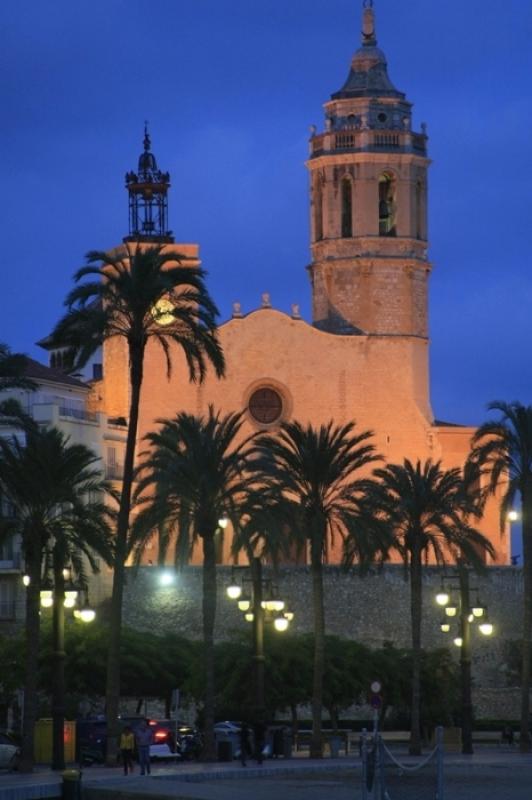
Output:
[{"xmin": 57, "ymin": 2, "xmax": 508, "ymax": 565}]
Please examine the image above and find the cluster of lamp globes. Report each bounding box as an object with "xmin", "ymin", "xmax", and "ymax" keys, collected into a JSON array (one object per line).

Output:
[
  {"xmin": 21, "ymin": 570, "xmax": 96, "ymax": 623},
  {"xmin": 226, "ymin": 581, "xmax": 295, "ymax": 632},
  {"xmin": 435, "ymin": 589, "xmax": 493, "ymax": 647}
]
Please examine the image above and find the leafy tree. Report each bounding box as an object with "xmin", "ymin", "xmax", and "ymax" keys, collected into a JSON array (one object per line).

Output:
[
  {"xmin": 51, "ymin": 244, "xmax": 224, "ymax": 761},
  {"xmin": 0, "ymin": 343, "xmax": 35, "ymax": 394},
  {"xmin": 252, "ymin": 420, "xmax": 382, "ymax": 757},
  {"xmin": 0, "ymin": 632, "xmax": 24, "ymax": 730},
  {"xmin": 322, "ymin": 636, "xmax": 372, "ymax": 730},
  {"xmin": 132, "ymin": 408, "xmax": 255, "ymax": 756},
  {"xmin": 0, "ymin": 343, "xmax": 36, "ymax": 421},
  {"xmin": 469, "ymin": 401, "xmax": 532, "ymax": 751},
  {"xmin": 357, "ymin": 459, "xmax": 494, "ymax": 754},
  {"xmin": 0, "ymin": 422, "xmax": 111, "ymax": 769},
  {"xmin": 266, "ymin": 633, "xmax": 313, "ymax": 733}
]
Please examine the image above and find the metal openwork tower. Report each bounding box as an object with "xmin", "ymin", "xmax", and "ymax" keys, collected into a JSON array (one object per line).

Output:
[{"xmin": 124, "ymin": 124, "xmax": 174, "ymax": 243}]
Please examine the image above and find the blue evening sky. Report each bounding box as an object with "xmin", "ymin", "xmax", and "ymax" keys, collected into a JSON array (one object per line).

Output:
[{"xmin": 2, "ymin": 0, "xmax": 531, "ymax": 435}]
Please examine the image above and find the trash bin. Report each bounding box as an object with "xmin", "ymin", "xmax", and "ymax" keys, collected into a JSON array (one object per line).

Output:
[
  {"xmin": 217, "ymin": 739, "xmax": 233, "ymax": 762},
  {"xmin": 62, "ymin": 769, "xmax": 82, "ymax": 800}
]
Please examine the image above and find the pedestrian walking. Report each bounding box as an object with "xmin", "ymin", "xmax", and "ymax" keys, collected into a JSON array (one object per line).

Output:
[
  {"xmin": 119, "ymin": 725, "xmax": 135, "ymax": 775},
  {"xmin": 135, "ymin": 720, "xmax": 153, "ymax": 775}
]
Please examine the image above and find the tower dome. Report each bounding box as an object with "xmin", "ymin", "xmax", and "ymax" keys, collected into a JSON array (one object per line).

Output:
[{"xmin": 333, "ymin": 0, "xmax": 404, "ymax": 100}]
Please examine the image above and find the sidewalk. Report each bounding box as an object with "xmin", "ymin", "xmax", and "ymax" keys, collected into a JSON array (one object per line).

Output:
[{"xmin": 0, "ymin": 746, "xmax": 529, "ymax": 800}]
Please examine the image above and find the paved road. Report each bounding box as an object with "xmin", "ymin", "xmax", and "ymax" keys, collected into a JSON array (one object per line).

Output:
[
  {"xmin": 2, "ymin": 749, "xmax": 531, "ymax": 800},
  {"xmin": 81, "ymin": 756, "xmax": 532, "ymax": 800}
]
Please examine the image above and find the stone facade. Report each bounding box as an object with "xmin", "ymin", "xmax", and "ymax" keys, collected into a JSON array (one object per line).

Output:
[{"xmin": 114, "ymin": 565, "xmax": 520, "ymax": 698}]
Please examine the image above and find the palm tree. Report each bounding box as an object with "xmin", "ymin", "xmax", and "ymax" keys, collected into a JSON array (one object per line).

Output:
[
  {"xmin": 51, "ymin": 243, "xmax": 224, "ymax": 761},
  {"xmin": 252, "ymin": 420, "xmax": 381, "ymax": 758},
  {"xmin": 359, "ymin": 459, "xmax": 494, "ymax": 755},
  {"xmin": 0, "ymin": 421, "xmax": 112, "ymax": 771},
  {"xmin": 468, "ymin": 401, "xmax": 532, "ymax": 752},
  {"xmin": 45, "ymin": 502, "xmax": 113, "ymax": 771},
  {"xmin": 132, "ymin": 407, "xmax": 255, "ymax": 757}
]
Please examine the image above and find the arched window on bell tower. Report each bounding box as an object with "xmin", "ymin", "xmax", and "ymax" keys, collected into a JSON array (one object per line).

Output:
[
  {"xmin": 379, "ymin": 172, "xmax": 396, "ymax": 236},
  {"xmin": 341, "ymin": 177, "xmax": 353, "ymax": 238}
]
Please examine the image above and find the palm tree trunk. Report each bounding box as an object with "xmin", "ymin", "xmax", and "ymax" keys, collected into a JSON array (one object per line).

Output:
[
  {"xmin": 202, "ymin": 531, "xmax": 217, "ymax": 760},
  {"xmin": 105, "ymin": 343, "xmax": 144, "ymax": 765},
  {"xmin": 409, "ymin": 550, "xmax": 422, "ymax": 755},
  {"xmin": 310, "ymin": 534, "xmax": 325, "ymax": 759},
  {"xmin": 520, "ymin": 486, "xmax": 532, "ymax": 752},
  {"xmin": 20, "ymin": 546, "xmax": 41, "ymax": 772}
]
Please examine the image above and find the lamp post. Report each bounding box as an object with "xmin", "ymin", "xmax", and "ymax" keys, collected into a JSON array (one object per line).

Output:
[
  {"xmin": 22, "ymin": 569, "xmax": 95, "ymax": 770},
  {"xmin": 226, "ymin": 557, "xmax": 294, "ymax": 728},
  {"xmin": 435, "ymin": 566, "xmax": 494, "ymax": 755}
]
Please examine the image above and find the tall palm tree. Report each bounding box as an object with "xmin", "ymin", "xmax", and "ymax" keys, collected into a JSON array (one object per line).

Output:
[
  {"xmin": 132, "ymin": 407, "xmax": 255, "ymax": 757},
  {"xmin": 468, "ymin": 401, "xmax": 532, "ymax": 752},
  {"xmin": 0, "ymin": 421, "xmax": 112, "ymax": 771},
  {"xmin": 51, "ymin": 244, "xmax": 224, "ymax": 761},
  {"xmin": 252, "ymin": 420, "xmax": 381, "ymax": 758},
  {"xmin": 359, "ymin": 459, "xmax": 494, "ymax": 755}
]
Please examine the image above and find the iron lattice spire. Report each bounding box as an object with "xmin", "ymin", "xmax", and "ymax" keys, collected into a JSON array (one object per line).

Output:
[{"xmin": 124, "ymin": 123, "xmax": 174, "ymax": 243}]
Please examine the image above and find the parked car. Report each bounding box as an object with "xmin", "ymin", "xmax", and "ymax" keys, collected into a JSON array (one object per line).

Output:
[
  {"xmin": 175, "ymin": 723, "xmax": 203, "ymax": 760},
  {"xmin": 76, "ymin": 716, "xmax": 197, "ymax": 764},
  {"xmin": 145, "ymin": 719, "xmax": 179, "ymax": 760},
  {"xmin": 0, "ymin": 732, "xmax": 20, "ymax": 771}
]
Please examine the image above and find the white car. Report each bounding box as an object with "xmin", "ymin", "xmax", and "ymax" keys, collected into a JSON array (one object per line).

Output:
[
  {"xmin": 214, "ymin": 721, "xmax": 241, "ymax": 736},
  {"xmin": 0, "ymin": 733, "xmax": 19, "ymax": 771}
]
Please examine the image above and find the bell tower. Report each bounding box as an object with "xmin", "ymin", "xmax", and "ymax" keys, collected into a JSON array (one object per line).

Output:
[
  {"xmin": 307, "ymin": 1, "xmax": 431, "ymax": 337},
  {"xmin": 124, "ymin": 125, "xmax": 174, "ymax": 243}
]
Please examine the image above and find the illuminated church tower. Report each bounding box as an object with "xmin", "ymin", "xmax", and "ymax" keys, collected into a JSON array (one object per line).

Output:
[{"xmin": 307, "ymin": 0, "xmax": 430, "ymax": 338}]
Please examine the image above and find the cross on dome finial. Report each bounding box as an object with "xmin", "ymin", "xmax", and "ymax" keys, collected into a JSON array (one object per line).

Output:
[
  {"xmin": 361, "ymin": 0, "xmax": 377, "ymax": 46},
  {"xmin": 143, "ymin": 120, "xmax": 151, "ymax": 152}
]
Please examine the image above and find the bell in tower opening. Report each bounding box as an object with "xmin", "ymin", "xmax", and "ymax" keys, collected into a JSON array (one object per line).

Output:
[{"xmin": 124, "ymin": 124, "xmax": 174, "ymax": 243}]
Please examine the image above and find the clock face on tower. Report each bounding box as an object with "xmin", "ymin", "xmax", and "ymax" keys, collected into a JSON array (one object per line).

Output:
[
  {"xmin": 151, "ymin": 298, "xmax": 175, "ymax": 326},
  {"xmin": 248, "ymin": 387, "xmax": 283, "ymax": 424}
]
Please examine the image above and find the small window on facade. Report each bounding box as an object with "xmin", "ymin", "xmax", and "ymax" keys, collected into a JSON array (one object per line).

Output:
[
  {"xmin": 379, "ymin": 172, "xmax": 396, "ymax": 236},
  {"xmin": 93, "ymin": 363, "xmax": 103, "ymax": 380},
  {"xmin": 341, "ymin": 177, "xmax": 353, "ymax": 238}
]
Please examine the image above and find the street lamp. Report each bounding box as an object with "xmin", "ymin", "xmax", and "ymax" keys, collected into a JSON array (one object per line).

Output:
[
  {"xmin": 434, "ymin": 567, "xmax": 494, "ymax": 755},
  {"xmin": 24, "ymin": 569, "xmax": 95, "ymax": 770},
  {"xmin": 226, "ymin": 558, "xmax": 294, "ymax": 730}
]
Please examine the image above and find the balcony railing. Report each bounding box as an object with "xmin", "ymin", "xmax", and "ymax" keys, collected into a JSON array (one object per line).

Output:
[
  {"xmin": 310, "ymin": 129, "xmax": 427, "ymax": 157},
  {"xmin": 59, "ymin": 406, "xmax": 98, "ymax": 423}
]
